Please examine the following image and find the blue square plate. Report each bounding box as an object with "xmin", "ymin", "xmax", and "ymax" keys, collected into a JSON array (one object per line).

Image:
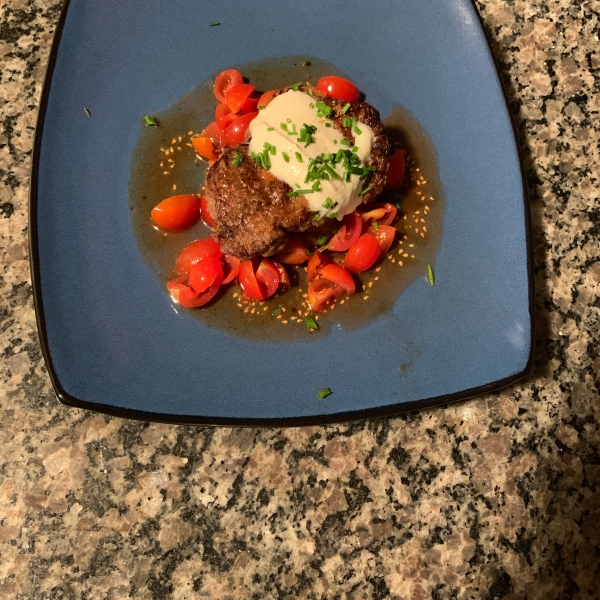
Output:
[{"xmin": 30, "ymin": 0, "xmax": 532, "ymax": 425}]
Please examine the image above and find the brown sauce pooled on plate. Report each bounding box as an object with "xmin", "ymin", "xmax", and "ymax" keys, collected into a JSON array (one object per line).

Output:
[{"xmin": 129, "ymin": 56, "xmax": 444, "ymax": 342}]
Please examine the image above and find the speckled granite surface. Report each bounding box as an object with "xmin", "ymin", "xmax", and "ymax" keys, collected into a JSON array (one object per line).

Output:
[{"xmin": 1, "ymin": 0, "xmax": 599, "ymax": 598}]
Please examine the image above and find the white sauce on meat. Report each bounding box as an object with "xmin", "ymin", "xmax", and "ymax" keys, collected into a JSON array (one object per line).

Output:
[{"xmin": 248, "ymin": 90, "xmax": 374, "ymax": 219}]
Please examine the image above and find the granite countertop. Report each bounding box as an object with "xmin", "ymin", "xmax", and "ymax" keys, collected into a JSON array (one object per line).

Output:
[{"xmin": 1, "ymin": 1, "xmax": 599, "ymax": 598}]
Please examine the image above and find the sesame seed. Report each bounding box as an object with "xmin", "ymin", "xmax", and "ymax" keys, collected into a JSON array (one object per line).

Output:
[
  {"xmin": 374, "ymin": 277, "xmax": 379, "ymax": 281},
  {"xmin": 411, "ymin": 255, "xmax": 415, "ymax": 258},
  {"xmin": 170, "ymin": 147, "xmax": 174, "ymax": 153},
  {"xmin": 282, "ymin": 320, "xmax": 288, "ymax": 324},
  {"xmin": 233, "ymin": 293, "xmax": 238, "ymax": 298},
  {"xmin": 178, "ymin": 136, "xmax": 182, "ymax": 142},
  {"xmin": 340, "ymin": 300, "xmax": 345, "ymax": 305},
  {"xmin": 188, "ymin": 131, "xmax": 193, "ymax": 136},
  {"xmin": 171, "ymin": 138, "xmax": 176, "ymax": 144},
  {"xmin": 423, "ymin": 226, "xmax": 427, "ymax": 232},
  {"xmin": 173, "ymin": 184, "xmax": 177, "ymax": 190},
  {"xmin": 399, "ymin": 261, "xmax": 403, "ymax": 266},
  {"xmin": 276, "ymin": 315, "xmax": 282, "ymax": 319},
  {"xmin": 408, "ymin": 244, "xmax": 414, "ymax": 248},
  {"xmin": 368, "ymin": 282, "xmax": 373, "ymax": 288},
  {"xmin": 403, "ymin": 253, "xmax": 409, "ymax": 257},
  {"xmin": 363, "ymin": 296, "xmax": 368, "ymax": 300},
  {"xmin": 163, "ymin": 171, "xmax": 169, "ymax": 175}
]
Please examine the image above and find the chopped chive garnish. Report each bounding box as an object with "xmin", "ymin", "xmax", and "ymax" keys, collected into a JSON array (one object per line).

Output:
[
  {"xmin": 322, "ymin": 197, "xmax": 332, "ymax": 209},
  {"xmin": 316, "ymin": 236, "xmax": 328, "ymax": 246},
  {"xmin": 263, "ymin": 142, "xmax": 271, "ymax": 150},
  {"xmin": 428, "ymin": 264, "xmax": 435, "ymax": 286},
  {"xmin": 144, "ymin": 115, "xmax": 157, "ymax": 126},
  {"xmin": 341, "ymin": 103, "xmax": 351, "ymax": 114},
  {"xmin": 209, "ymin": 21, "xmax": 220, "ymax": 26},
  {"xmin": 323, "ymin": 164, "xmax": 340, "ymax": 180},
  {"xmin": 333, "ymin": 140, "xmax": 338, "ymax": 145},
  {"xmin": 312, "ymin": 181, "xmax": 322, "ymax": 191},
  {"xmin": 343, "ymin": 117, "xmax": 352, "ymax": 128},
  {"xmin": 286, "ymin": 118, "xmax": 292, "ymax": 123},
  {"xmin": 352, "ymin": 146, "xmax": 359, "ymax": 153},
  {"xmin": 269, "ymin": 145, "xmax": 276, "ymax": 155},
  {"xmin": 232, "ymin": 151, "xmax": 244, "ymax": 167},
  {"xmin": 395, "ymin": 202, "xmax": 402, "ymax": 209},
  {"xmin": 267, "ymin": 126, "xmax": 274, "ymax": 131},
  {"xmin": 295, "ymin": 152, "xmax": 303, "ymax": 162},
  {"xmin": 272, "ymin": 307, "xmax": 282, "ymax": 316},
  {"xmin": 84, "ymin": 107, "xmax": 91, "ymax": 117},
  {"xmin": 353, "ymin": 126, "xmax": 362, "ymax": 135},
  {"xmin": 312, "ymin": 213, "xmax": 322, "ymax": 221},
  {"xmin": 282, "ymin": 152, "xmax": 290, "ymax": 162},
  {"xmin": 317, "ymin": 387, "xmax": 331, "ymax": 399},
  {"xmin": 328, "ymin": 211, "xmax": 338, "ymax": 219},
  {"xmin": 258, "ymin": 105, "xmax": 266, "ymax": 111},
  {"xmin": 309, "ymin": 103, "xmax": 315, "ymax": 109},
  {"xmin": 303, "ymin": 59, "xmax": 311, "ymax": 66},
  {"xmin": 359, "ymin": 186, "xmax": 372, "ymax": 196},
  {"xmin": 372, "ymin": 221, "xmax": 379, "ymax": 229},
  {"xmin": 295, "ymin": 188, "xmax": 314, "ymax": 195},
  {"xmin": 290, "ymin": 81, "xmax": 303, "ymax": 91},
  {"xmin": 340, "ymin": 139, "xmax": 351, "ymax": 146},
  {"xmin": 325, "ymin": 122, "xmax": 332, "ymax": 127},
  {"xmin": 280, "ymin": 122, "xmax": 288, "ymax": 131},
  {"xmin": 305, "ymin": 316, "xmax": 319, "ymax": 330}
]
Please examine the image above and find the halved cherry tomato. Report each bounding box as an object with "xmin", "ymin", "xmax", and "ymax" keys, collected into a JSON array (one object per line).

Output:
[
  {"xmin": 316, "ymin": 76, "xmax": 359, "ymax": 103},
  {"xmin": 215, "ymin": 103, "xmax": 236, "ymax": 130},
  {"xmin": 275, "ymin": 235, "xmax": 310, "ymax": 264},
  {"xmin": 367, "ymin": 225, "xmax": 396, "ymax": 255},
  {"xmin": 202, "ymin": 121, "xmax": 226, "ymax": 151},
  {"xmin": 239, "ymin": 258, "xmax": 281, "ymax": 300},
  {"xmin": 360, "ymin": 203, "xmax": 397, "ymax": 227},
  {"xmin": 167, "ymin": 272, "xmax": 223, "ymax": 308},
  {"xmin": 384, "ymin": 150, "xmax": 406, "ymax": 190},
  {"xmin": 257, "ymin": 90, "xmax": 277, "ymax": 109},
  {"xmin": 327, "ymin": 211, "xmax": 362, "ymax": 252},
  {"xmin": 240, "ymin": 93, "xmax": 260, "ymax": 114},
  {"xmin": 192, "ymin": 136, "xmax": 218, "ymax": 161},
  {"xmin": 175, "ymin": 238, "xmax": 222, "ymax": 275},
  {"xmin": 273, "ymin": 261, "xmax": 290, "ymax": 291},
  {"xmin": 225, "ymin": 83, "xmax": 256, "ymax": 113},
  {"xmin": 200, "ymin": 196, "xmax": 216, "ymax": 228},
  {"xmin": 344, "ymin": 233, "xmax": 381, "ymax": 273},
  {"xmin": 307, "ymin": 251, "xmax": 333, "ymax": 282},
  {"xmin": 151, "ymin": 195, "xmax": 200, "ymax": 232},
  {"xmin": 222, "ymin": 255, "xmax": 241, "ymax": 284},
  {"xmin": 189, "ymin": 257, "xmax": 223, "ymax": 294},
  {"xmin": 214, "ymin": 69, "xmax": 243, "ymax": 103},
  {"xmin": 321, "ymin": 264, "xmax": 356, "ymax": 293},
  {"xmin": 224, "ymin": 112, "xmax": 257, "ymax": 147},
  {"xmin": 308, "ymin": 278, "xmax": 344, "ymax": 312}
]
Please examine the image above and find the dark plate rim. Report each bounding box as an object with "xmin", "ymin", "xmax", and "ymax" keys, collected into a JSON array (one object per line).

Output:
[{"xmin": 28, "ymin": 0, "xmax": 535, "ymax": 426}]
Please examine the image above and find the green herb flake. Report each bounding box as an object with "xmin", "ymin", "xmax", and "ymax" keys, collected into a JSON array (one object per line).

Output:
[
  {"xmin": 267, "ymin": 126, "xmax": 274, "ymax": 131},
  {"xmin": 84, "ymin": 107, "xmax": 91, "ymax": 117},
  {"xmin": 322, "ymin": 197, "xmax": 332, "ymax": 209},
  {"xmin": 312, "ymin": 213, "xmax": 322, "ymax": 222},
  {"xmin": 290, "ymin": 81, "xmax": 303, "ymax": 91},
  {"xmin": 305, "ymin": 316, "xmax": 319, "ymax": 330},
  {"xmin": 258, "ymin": 105, "xmax": 266, "ymax": 111},
  {"xmin": 232, "ymin": 151, "xmax": 244, "ymax": 167},
  {"xmin": 316, "ymin": 236, "xmax": 328, "ymax": 246},
  {"xmin": 359, "ymin": 185, "xmax": 372, "ymax": 197},
  {"xmin": 209, "ymin": 21, "xmax": 221, "ymax": 26},
  {"xmin": 272, "ymin": 307, "xmax": 282, "ymax": 316},
  {"xmin": 352, "ymin": 146, "xmax": 359, "ymax": 153},
  {"xmin": 302, "ymin": 59, "xmax": 311, "ymax": 66},
  {"xmin": 340, "ymin": 139, "xmax": 351, "ymax": 146},
  {"xmin": 325, "ymin": 122, "xmax": 332, "ymax": 127},
  {"xmin": 144, "ymin": 115, "xmax": 157, "ymax": 126},
  {"xmin": 317, "ymin": 387, "xmax": 332, "ymax": 399},
  {"xmin": 328, "ymin": 211, "xmax": 338, "ymax": 219},
  {"xmin": 353, "ymin": 125, "xmax": 362, "ymax": 135},
  {"xmin": 428, "ymin": 264, "xmax": 435, "ymax": 286},
  {"xmin": 372, "ymin": 221, "xmax": 379, "ymax": 230},
  {"xmin": 341, "ymin": 103, "xmax": 351, "ymax": 114},
  {"xmin": 282, "ymin": 152, "xmax": 290, "ymax": 163},
  {"xmin": 295, "ymin": 152, "xmax": 303, "ymax": 162}
]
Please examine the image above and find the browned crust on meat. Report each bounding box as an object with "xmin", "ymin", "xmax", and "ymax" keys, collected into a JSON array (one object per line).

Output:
[{"xmin": 205, "ymin": 146, "xmax": 312, "ymax": 260}]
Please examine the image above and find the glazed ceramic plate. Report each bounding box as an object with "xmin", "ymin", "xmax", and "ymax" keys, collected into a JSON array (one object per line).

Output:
[{"xmin": 30, "ymin": 0, "xmax": 532, "ymax": 425}]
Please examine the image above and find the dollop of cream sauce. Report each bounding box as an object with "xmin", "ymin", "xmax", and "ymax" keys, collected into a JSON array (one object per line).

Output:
[{"xmin": 248, "ymin": 90, "xmax": 374, "ymax": 219}]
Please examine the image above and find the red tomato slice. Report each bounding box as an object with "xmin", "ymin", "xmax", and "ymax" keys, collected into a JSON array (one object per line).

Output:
[
  {"xmin": 275, "ymin": 235, "xmax": 310, "ymax": 264},
  {"xmin": 307, "ymin": 251, "xmax": 332, "ymax": 282},
  {"xmin": 192, "ymin": 136, "xmax": 218, "ymax": 161},
  {"xmin": 189, "ymin": 256, "xmax": 223, "ymax": 294},
  {"xmin": 343, "ymin": 233, "xmax": 381, "ymax": 273},
  {"xmin": 151, "ymin": 195, "xmax": 200, "ymax": 232},
  {"xmin": 222, "ymin": 255, "xmax": 241, "ymax": 284},
  {"xmin": 308, "ymin": 278, "xmax": 344, "ymax": 312},
  {"xmin": 214, "ymin": 69, "xmax": 243, "ymax": 103},
  {"xmin": 225, "ymin": 83, "xmax": 256, "ymax": 113},
  {"xmin": 360, "ymin": 203, "xmax": 397, "ymax": 227},
  {"xmin": 200, "ymin": 196, "xmax": 216, "ymax": 228},
  {"xmin": 321, "ymin": 264, "xmax": 356, "ymax": 293},
  {"xmin": 273, "ymin": 261, "xmax": 290, "ymax": 292},
  {"xmin": 240, "ymin": 93, "xmax": 260, "ymax": 114},
  {"xmin": 316, "ymin": 76, "xmax": 359, "ymax": 103},
  {"xmin": 167, "ymin": 272, "xmax": 223, "ymax": 308},
  {"xmin": 367, "ymin": 225, "xmax": 396, "ymax": 255},
  {"xmin": 256, "ymin": 259, "xmax": 280, "ymax": 299},
  {"xmin": 384, "ymin": 150, "xmax": 406, "ymax": 190},
  {"xmin": 215, "ymin": 103, "xmax": 236, "ymax": 130},
  {"xmin": 224, "ymin": 112, "xmax": 257, "ymax": 147},
  {"xmin": 175, "ymin": 238, "xmax": 222, "ymax": 275},
  {"xmin": 257, "ymin": 90, "xmax": 277, "ymax": 109},
  {"xmin": 327, "ymin": 211, "xmax": 362, "ymax": 252},
  {"xmin": 202, "ymin": 121, "xmax": 226, "ymax": 151},
  {"xmin": 238, "ymin": 260, "xmax": 263, "ymax": 299}
]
